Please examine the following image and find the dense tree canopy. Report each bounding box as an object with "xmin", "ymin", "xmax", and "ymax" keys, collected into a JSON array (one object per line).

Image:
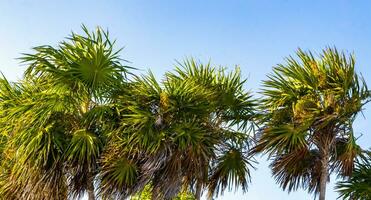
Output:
[
  {"xmin": 0, "ymin": 26, "xmax": 257, "ymax": 200},
  {"xmin": 100, "ymin": 59, "xmax": 256, "ymax": 200},
  {"xmin": 0, "ymin": 26, "xmax": 369, "ymax": 200},
  {"xmin": 0, "ymin": 26, "xmax": 130, "ymax": 199}
]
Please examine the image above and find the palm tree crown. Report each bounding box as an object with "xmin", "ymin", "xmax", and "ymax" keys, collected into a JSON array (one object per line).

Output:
[
  {"xmin": 254, "ymin": 48, "xmax": 370, "ymax": 200},
  {"xmin": 99, "ymin": 59, "xmax": 257, "ymax": 199},
  {"xmin": 0, "ymin": 25, "xmax": 130, "ymax": 199}
]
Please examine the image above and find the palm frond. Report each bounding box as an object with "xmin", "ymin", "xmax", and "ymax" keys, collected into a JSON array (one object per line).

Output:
[{"xmin": 336, "ymin": 151, "xmax": 371, "ymax": 199}]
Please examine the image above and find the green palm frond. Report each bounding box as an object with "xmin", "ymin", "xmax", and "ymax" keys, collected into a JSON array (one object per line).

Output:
[
  {"xmin": 208, "ymin": 147, "xmax": 253, "ymax": 198},
  {"xmin": 65, "ymin": 129, "xmax": 102, "ymax": 198},
  {"xmin": 336, "ymin": 151, "xmax": 371, "ymax": 199},
  {"xmin": 99, "ymin": 153, "xmax": 138, "ymax": 199},
  {"xmin": 170, "ymin": 59, "xmax": 257, "ymax": 130},
  {"xmin": 254, "ymin": 124, "xmax": 309, "ymax": 155},
  {"xmin": 0, "ymin": 120, "xmax": 68, "ymax": 199},
  {"xmin": 21, "ymin": 25, "xmax": 131, "ymax": 101}
]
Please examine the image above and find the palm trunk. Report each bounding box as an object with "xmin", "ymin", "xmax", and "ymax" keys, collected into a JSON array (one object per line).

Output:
[
  {"xmin": 195, "ymin": 182, "xmax": 202, "ymax": 200},
  {"xmin": 87, "ymin": 177, "xmax": 95, "ymax": 200},
  {"xmin": 319, "ymin": 146, "xmax": 329, "ymax": 200}
]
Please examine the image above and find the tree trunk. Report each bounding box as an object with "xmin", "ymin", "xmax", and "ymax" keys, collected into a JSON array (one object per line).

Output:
[
  {"xmin": 87, "ymin": 177, "xmax": 95, "ymax": 200},
  {"xmin": 195, "ymin": 182, "xmax": 202, "ymax": 200},
  {"xmin": 319, "ymin": 146, "xmax": 329, "ymax": 200}
]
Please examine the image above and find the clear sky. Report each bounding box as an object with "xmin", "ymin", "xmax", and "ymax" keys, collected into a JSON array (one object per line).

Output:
[{"xmin": 1, "ymin": 1, "xmax": 370, "ymax": 199}]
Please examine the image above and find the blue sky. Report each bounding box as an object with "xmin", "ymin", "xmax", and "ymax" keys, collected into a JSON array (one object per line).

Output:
[{"xmin": 1, "ymin": 1, "xmax": 371, "ymax": 199}]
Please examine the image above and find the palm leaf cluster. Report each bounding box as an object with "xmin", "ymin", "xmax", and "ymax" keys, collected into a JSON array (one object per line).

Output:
[
  {"xmin": 336, "ymin": 150, "xmax": 371, "ymax": 199},
  {"xmin": 130, "ymin": 185, "xmax": 195, "ymax": 200},
  {"xmin": 0, "ymin": 26, "xmax": 256, "ymax": 200},
  {"xmin": 0, "ymin": 26, "xmax": 127, "ymax": 200},
  {"xmin": 254, "ymin": 48, "xmax": 370, "ymax": 198},
  {"xmin": 101, "ymin": 60, "xmax": 256, "ymax": 199}
]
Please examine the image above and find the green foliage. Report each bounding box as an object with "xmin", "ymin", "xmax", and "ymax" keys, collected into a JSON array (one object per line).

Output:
[
  {"xmin": 130, "ymin": 185, "xmax": 196, "ymax": 200},
  {"xmin": 0, "ymin": 25, "xmax": 130, "ymax": 199},
  {"xmin": 0, "ymin": 27, "xmax": 256, "ymax": 200},
  {"xmin": 336, "ymin": 151, "xmax": 371, "ymax": 199},
  {"xmin": 100, "ymin": 59, "xmax": 256, "ymax": 199},
  {"xmin": 1, "ymin": 24, "xmax": 368, "ymax": 200},
  {"xmin": 22, "ymin": 25, "xmax": 129, "ymax": 101},
  {"xmin": 254, "ymin": 48, "xmax": 370, "ymax": 196}
]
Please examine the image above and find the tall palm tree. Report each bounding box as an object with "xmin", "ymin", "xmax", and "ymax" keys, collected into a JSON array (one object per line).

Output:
[
  {"xmin": 0, "ymin": 25, "xmax": 130, "ymax": 200},
  {"xmin": 254, "ymin": 48, "xmax": 370, "ymax": 200},
  {"xmin": 336, "ymin": 150, "xmax": 371, "ymax": 199},
  {"xmin": 98, "ymin": 59, "xmax": 257, "ymax": 200}
]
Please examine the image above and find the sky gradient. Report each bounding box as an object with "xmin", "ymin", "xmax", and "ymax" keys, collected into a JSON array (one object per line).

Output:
[{"xmin": 1, "ymin": 1, "xmax": 371, "ymax": 199}]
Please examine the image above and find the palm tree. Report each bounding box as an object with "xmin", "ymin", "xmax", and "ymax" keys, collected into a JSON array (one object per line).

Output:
[
  {"xmin": 98, "ymin": 59, "xmax": 257, "ymax": 200},
  {"xmin": 254, "ymin": 48, "xmax": 370, "ymax": 200},
  {"xmin": 0, "ymin": 25, "xmax": 130, "ymax": 200},
  {"xmin": 0, "ymin": 26, "xmax": 256, "ymax": 200},
  {"xmin": 336, "ymin": 150, "xmax": 371, "ymax": 199}
]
